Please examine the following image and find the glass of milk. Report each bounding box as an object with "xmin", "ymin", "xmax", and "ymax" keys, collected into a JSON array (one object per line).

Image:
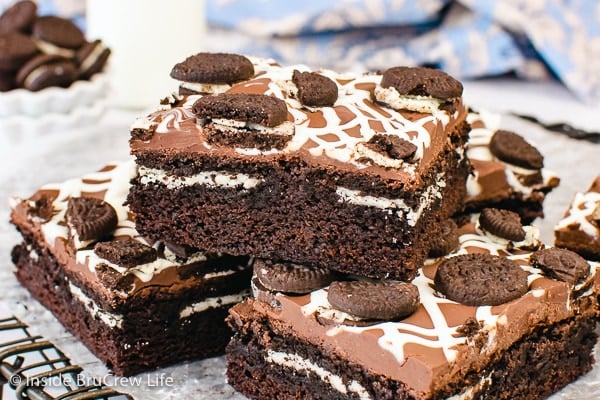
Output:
[{"xmin": 86, "ymin": 0, "xmax": 205, "ymax": 109}]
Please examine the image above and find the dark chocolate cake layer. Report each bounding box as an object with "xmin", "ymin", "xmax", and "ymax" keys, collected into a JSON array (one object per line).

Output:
[
  {"xmin": 9, "ymin": 161, "xmax": 252, "ymax": 376},
  {"xmin": 129, "ymin": 58, "xmax": 471, "ymax": 280}
]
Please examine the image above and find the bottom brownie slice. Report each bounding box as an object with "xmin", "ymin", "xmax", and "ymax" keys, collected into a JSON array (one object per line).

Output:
[
  {"xmin": 226, "ymin": 214, "xmax": 599, "ymax": 399},
  {"xmin": 9, "ymin": 161, "xmax": 252, "ymax": 376}
]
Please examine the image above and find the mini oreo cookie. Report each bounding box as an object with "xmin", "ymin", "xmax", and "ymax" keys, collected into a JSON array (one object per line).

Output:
[
  {"xmin": 32, "ymin": 16, "xmax": 85, "ymax": 49},
  {"xmin": 328, "ymin": 280, "xmax": 420, "ymax": 320},
  {"xmin": 193, "ymin": 93, "xmax": 288, "ymax": 127},
  {"xmin": 94, "ymin": 238, "xmax": 157, "ymax": 268},
  {"xmin": 66, "ymin": 197, "xmax": 118, "ymax": 243},
  {"xmin": 365, "ymin": 134, "xmax": 417, "ymax": 160},
  {"xmin": 479, "ymin": 208, "xmax": 525, "ymax": 242},
  {"xmin": 380, "ymin": 66, "xmax": 463, "ymax": 99},
  {"xmin": 16, "ymin": 54, "xmax": 77, "ymax": 91},
  {"xmin": 0, "ymin": 0, "xmax": 37, "ymax": 34},
  {"xmin": 489, "ymin": 130, "xmax": 543, "ymax": 169},
  {"xmin": 0, "ymin": 32, "xmax": 38, "ymax": 71},
  {"xmin": 429, "ymin": 219, "xmax": 459, "ymax": 257},
  {"xmin": 170, "ymin": 52, "xmax": 254, "ymax": 84},
  {"xmin": 291, "ymin": 70, "xmax": 338, "ymax": 107},
  {"xmin": 254, "ymin": 259, "xmax": 334, "ymax": 294},
  {"xmin": 530, "ymin": 248, "xmax": 590, "ymax": 285},
  {"xmin": 76, "ymin": 40, "xmax": 110, "ymax": 80},
  {"xmin": 434, "ymin": 253, "xmax": 529, "ymax": 306}
]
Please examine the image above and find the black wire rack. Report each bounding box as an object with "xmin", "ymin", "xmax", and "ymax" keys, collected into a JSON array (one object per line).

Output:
[{"xmin": 0, "ymin": 316, "xmax": 132, "ymax": 400}]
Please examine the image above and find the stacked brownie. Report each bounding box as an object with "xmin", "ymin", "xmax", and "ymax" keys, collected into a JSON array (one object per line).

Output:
[
  {"xmin": 128, "ymin": 54, "xmax": 471, "ymax": 281},
  {"xmin": 9, "ymin": 161, "xmax": 252, "ymax": 375}
]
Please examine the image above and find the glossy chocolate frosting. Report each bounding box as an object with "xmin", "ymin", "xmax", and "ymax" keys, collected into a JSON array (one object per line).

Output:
[{"xmin": 130, "ymin": 57, "xmax": 468, "ymax": 187}]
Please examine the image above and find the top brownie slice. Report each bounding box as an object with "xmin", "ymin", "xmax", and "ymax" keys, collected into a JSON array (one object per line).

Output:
[{"xmin": 128, "ymin": 55, "xmax": 471, "ymax": 280}]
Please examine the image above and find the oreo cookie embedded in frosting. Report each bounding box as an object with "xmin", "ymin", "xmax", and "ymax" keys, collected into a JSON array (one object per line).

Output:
[
  {"xmin": 327, "ymin": 280, "xmax": 420, "ymax": 320},
  {"xmin": 254, "ymin": 259, "xmax": 334, "ymax": 294},
  {"xmin": 489, "ymin": 130, "xmax": 544, "ymax": 169},
  {"xmin": 429, "ymin": 219, "xmax": 459, "ymax": 257},
  {"xmin": 193, "ymin": 93, "xmax": 294, "ymax": 150},
  {"xmin": 355, "ymin": 134, "xmax": 418, "ymax": 169},
  {"xmin": 291, "ymin": 70, "xmax": 338, "ymax": 107},
  {"xmin": 171, "ymin": 52, "xmax": 254, "ymax": 95},
  {"xmin": 479, "ymin": 208, "xmax": 526, "ymax": 242},
  {"xmin": 530, "ymin": 248, "xmax": 590, "ymax": 285},
  {"xmin": 375, "ymin": 66, "xmax": 463, "ymax": 113},
  {"xmin": 66, "ymin": 197, "xmax": 118, "ymax": 246},
  {"xmin": 434, "ymin": 253, "xmax": 529, "ymax": 306}
]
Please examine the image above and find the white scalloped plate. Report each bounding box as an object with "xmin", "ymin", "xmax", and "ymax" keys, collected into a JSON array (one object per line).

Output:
[
  {"xmin": 0, "ymin": 100, "xmax": 107, "ymax": 150},
  {"xmin": 0, "ymin": 73, "xmax": 110, "ymax": 118}
]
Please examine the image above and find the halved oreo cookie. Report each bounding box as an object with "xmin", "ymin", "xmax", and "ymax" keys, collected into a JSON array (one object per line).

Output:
[
  {"xmin": 367, "ymin": 134, "xmax": 417, "ymax": 160},
  {"xmin": 291, "ymin": 70, "xmax": 338, "ymax": 107},
  {"xmin": 95, "ymin": 264, "xmax": 135, "ymax": 292},
  {"xmin": 327, "ymin": 280, "xmax": 420, "ymax": 320},
  {"xmin": 193, "ymin": 93, "xmax": 294, "ymax": 150},
  {"xmin": 66, "ymin": 197, "xmax": 118, "ymax": 244},
  {"xmin": 479, "ymin": 208, "xmax": 525, "ymax": 242},
  {"xmin": 434, "ymin": 253, "xmax": 529, "ymax": 306},
  {"xmin": 530, "ymin": 248, "xmax": 590, "ymax": 285},
  {"xmin": 171, "ymin": 52, "xmax": 254, "ymax": 94},
  {"xmin": 254, "ymin": 259, "xmax": 334, "ymax": 294},
  {"xmin": 489, "ymin": 130, "xmax": 543, "ymax": 169},
  {"xmin": 94, "ymin": 238, "xmax": 157, "ymax": 268},
  {"xmin": 429, "ymin": 219, "xmax": 459, "ymax": 257},
  {"xmin": 0, "ymin": 0, "xmax": 37, "ymax": 34},
  {"xmin": 380, "ymin": 66, "xmax": 463, "ymax": 99}
]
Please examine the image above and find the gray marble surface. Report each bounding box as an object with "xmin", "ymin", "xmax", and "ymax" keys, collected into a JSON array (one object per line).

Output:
[{"xmin": 1, "ymin": 77, "xmax": 599, "ymax": 399}]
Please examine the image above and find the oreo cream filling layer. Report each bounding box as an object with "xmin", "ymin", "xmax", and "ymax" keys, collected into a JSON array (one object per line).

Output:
[{"xmin": 138, "ymin": 166, "xmax": 263, "ymax": 190}]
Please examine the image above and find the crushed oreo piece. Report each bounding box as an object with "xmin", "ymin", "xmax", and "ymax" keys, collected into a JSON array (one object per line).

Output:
[
  {"xmin": 254, "ymin": 259, "xmax": 334, "ymax": 294},
  {"xmin": 530, "ymin": 248, "xmax": 590, "ymax": 285},
  {"xmin": 193, "ymin": 93, "xmax": 288, "ymax": 127},
  {"xmin": 489, "ymin": 130, "xmax": 544, "ymax": 169},
  {"xmin": 380, "ymin": 66, "xmax": 463, "ymax": 99},
  {"xmin": 479, "ymin": 208, "xmax": 526, "ymax": 242},
  {"xmin": 434, "ymin": 253, "xmax": 529, "ymax": 306},
  {"xmin": 170, "ymin": 52, "xmax": 254, "ymax": 84},
  {"xmin": 364, "ymin": 134, "xmax": 417, "ymax": 160},
  {"xmin": 29, "ymin": 193, "xmax": 55, "ymax": 221},
  {"xmin": 291, "ymin": 70, "xmax": 338, "ymax": 107},
  {"xmin": 66, "ymin": 197, "xmax": 118, "ymax": 242},
  {"xmin": 94, "ymin": 238, "xmax": 157, "ymax": 268},
  {"xmin": 429, "ymin": 219, "xmax": 459, "ymax": 257},
  {"xmin": 327, "ymin": 280, "xmax": 420, "ymax": 320},
  {"xmin": 95, "ymin": 264, "xmax": 135, "ymax": 292},
  {"xmin": 456, "ymin": 317, "xmax": 482, "ymax": 337}
]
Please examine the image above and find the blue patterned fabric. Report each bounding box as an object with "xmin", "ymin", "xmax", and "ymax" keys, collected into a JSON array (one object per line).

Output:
[{"xmin": 3, "ymin": 0, "xmax": 599, "ymax": 105}]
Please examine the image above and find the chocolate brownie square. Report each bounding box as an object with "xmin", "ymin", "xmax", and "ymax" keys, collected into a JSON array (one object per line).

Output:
[
  {"xmin": 555, "ymin": 176, "xmax": 600, "ymax": 261},
  {"xmin": 128, "ymin": 55, "xmax": 471, "ymax": 281},
  {"xmin": 9, "ymin": 161, "xmax": 252, "ymax": 376},
  {"xmin": 226, "ymin": 214, "xmax": 599, "ymax": 399},
  {"xmin": 464, "ymin": 110, "xmax": 560, "ymax": 223}
]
